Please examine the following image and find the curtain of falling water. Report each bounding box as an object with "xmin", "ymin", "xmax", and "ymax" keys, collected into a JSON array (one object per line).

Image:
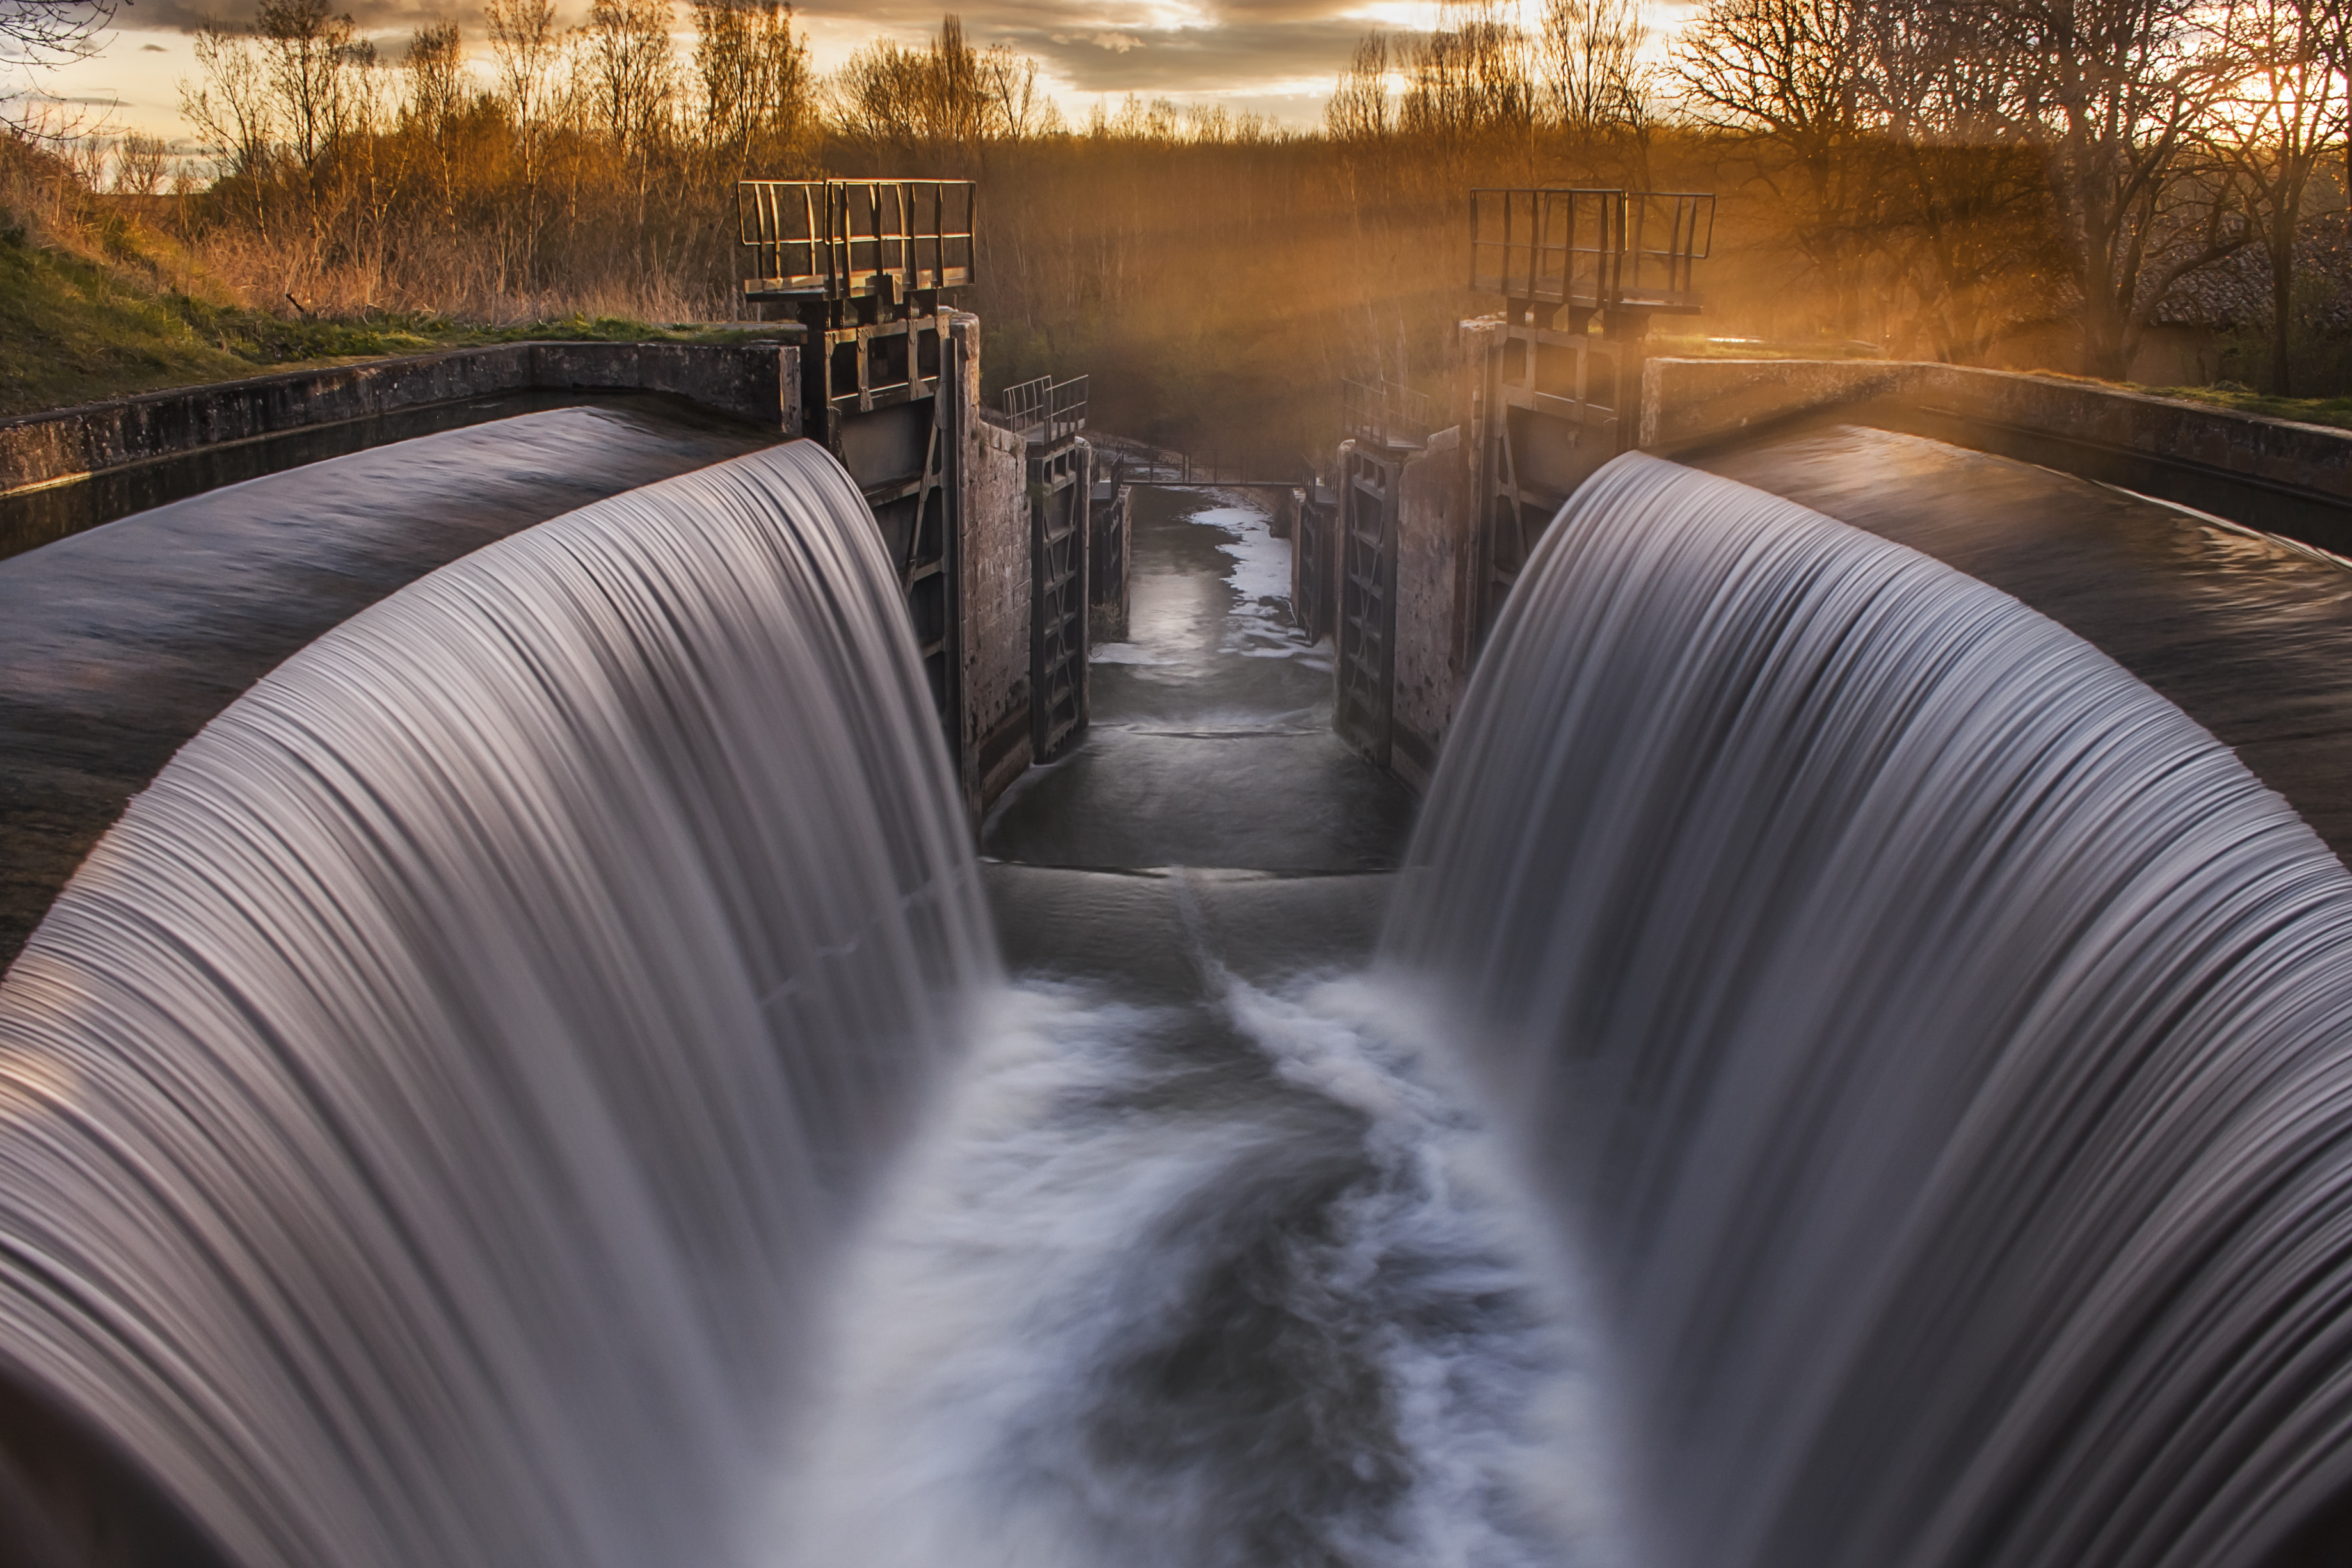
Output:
[
  {"xmin": 1387, "ymin": 453, "xmax": 2352, "ymax": 1568},
  {"xmin": 0, "ymin": 442, "xmax": 993, "ymax": 1568}
]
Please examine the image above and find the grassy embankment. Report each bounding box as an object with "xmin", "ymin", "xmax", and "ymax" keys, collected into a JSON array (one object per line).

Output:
[{"xmin": 0, "ymin": 202, "xmax": 778, "ymax": 420}]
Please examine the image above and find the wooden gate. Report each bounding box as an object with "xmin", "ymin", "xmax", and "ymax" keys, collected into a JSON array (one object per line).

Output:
[
  {"xmin": 1293, "ymin": 480, "xmax": 1340, "ymax": 646},
  {"xmin": 1334, "ymin": 442, "xmax": 1399, "ymax": 767},
  {"xmin": 1029, "ymin": 438, "xmax": 1091, "ymax": 760}
]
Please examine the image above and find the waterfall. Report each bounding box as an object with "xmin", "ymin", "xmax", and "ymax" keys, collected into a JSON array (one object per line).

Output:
[
  {"xmin": 1388, "ymin": 452, "xmax": 2352, "ymax": 1568},
  {"xmin": 0, "ymin": 442, "xmax": 993, "ymax": 1568}
]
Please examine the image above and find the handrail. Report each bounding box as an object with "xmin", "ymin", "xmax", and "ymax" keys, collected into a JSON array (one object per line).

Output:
[
  {"xmin": 998, "ymin": 374, "xmax": 1088, "ymax": 442},
  {"xmin": 737, "ymin": 178, "xmax": 977, "ymax": 300},
  {"xmin": 1342, "ymin": 377, "xmax": 1433, "ymax": 452},
  {"xmin": 1469, "ymin": 188, "xmax": 1713, "ymax": 312}
]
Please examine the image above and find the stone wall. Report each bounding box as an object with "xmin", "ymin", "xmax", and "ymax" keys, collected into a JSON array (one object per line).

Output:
[
  {"xmin": 952, "ymin": 315, "xmax": 1034, "ymax": 824},
  {"xmin": 0, "ymin": 341, "xmax": 801, "ymax": 494},
  {"xmin": 1389, "ymin": 427, "xmax": 1477, "ymax": 795}
]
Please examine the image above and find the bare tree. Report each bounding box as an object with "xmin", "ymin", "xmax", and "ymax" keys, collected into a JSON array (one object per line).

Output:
[
  {"xmin": 1675, "ymin": 0, "xmax": 1890, "ymax": 336},
  {"xmin": 486, "ymin": 0, "xmax": 559, "ymax": 281},
  {"xmin": 830, "ymin": 13, "xmax": 1023, "ymax": 164},
  {"xmin": 1542, "ymin": 0, "xmax": 1651, "ymax": 168},
  {"xmin": 257, "ymin": 0, "xmax": 357, "ymax": 175},
  {"xmin": 693, "ymin": 0, "xmax": 812, "ymax": 181},
  {"xmin": 1862, "ymin": 0, "xmax": 2060, "ymax": 360},
  {"xmin": 1967, "ymin": 0, "xmax": 2246, "ymax": 378},
  {"xmin": 2, "ymin": 0, "xmax": 116, "ymax": 132},
  {"xmin": 1324, "ymin": 31, "xmax": 1394, "ymax": 145},
  {"xmin": 579, "ymin": 0, "xmax": 677, "ymax": 210},
  {"xmin": 1398, "ymin": 0, "xmax": 1540, "ymax": 159},
  {"xmin": 113, "ymin": 129, "xmax": 168, "ymax": 193},
  {"xmin": 979, "ymin": 43, "xmax": 1055, "ymax": 141},
  {"xmin": 2203, "ymin": 0, "xmax": 2348, "ymax": 392},
  {"xmin": 182, "ymin": 20, "xmax": 276, "ymax": 231}
]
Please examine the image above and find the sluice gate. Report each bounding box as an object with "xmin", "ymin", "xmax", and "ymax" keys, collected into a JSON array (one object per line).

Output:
[
  {"xmin": 739, "ymin": 178, "xmax": 975, "ymax": 740},
  {"xmin": 1322, "ymin": 187, "xmax": 1716, "ymax": 788},
  {"xmin": 735, "ymin": 177, "xmax": 1099, "ymax": 821},
  {"xmin": 1002, "ymin": 376, "xmax": 1093, "ymax": 761}
]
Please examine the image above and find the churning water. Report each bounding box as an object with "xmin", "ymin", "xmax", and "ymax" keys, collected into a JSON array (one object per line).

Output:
[
  {"xmin": 12, "ymin": 432, "xmax": 2352, "ymax": 1568},
  {"xmin": 774, "ymin": 967, "xmax": 1621, "ymax": 1568}
]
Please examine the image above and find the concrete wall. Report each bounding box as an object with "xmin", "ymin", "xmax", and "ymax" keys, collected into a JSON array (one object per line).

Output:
[
  {"xmin": 952, "ymin": 316, "xmax": 1034, "ymax": 824},
  {"xmin": 1641, "ymin": 356, "xmax": 2352, "ymax": 552},
  {"xmin": 0, "ymin": 341, "xmax": 801, "ymax": 494},
  {"xmin": 1389, "ymin": 426, "xmax": 1478, "ymax": 795}
]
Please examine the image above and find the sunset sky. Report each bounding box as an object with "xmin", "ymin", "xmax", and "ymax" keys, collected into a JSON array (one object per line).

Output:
[
  {"xmin": 43, "ymin": 0, "xmax": 1400, "ymax": 147},
  {"xmin": 34, "ymin": 0, "xmax": 1696, "ymax": 154}
]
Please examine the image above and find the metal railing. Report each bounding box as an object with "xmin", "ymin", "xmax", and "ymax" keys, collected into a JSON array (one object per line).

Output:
[
  {"xmin": 999, "ymin": 374, "xmax": 1089, "ymax": 442},
  {"xmin": 1112, "ymin": 447, "xmax": 1309, "ymax": 485},
  {"xmin": 1342, "ymin": 377, "xmax": 1433, "ymax": 452},
  {"xmin": 737, "ymin": 178, "xmax": 977, "ymax": 299},
  {"xmin": 1469, "ymin": 188, "xmax": 1714, "ymax": 312}
]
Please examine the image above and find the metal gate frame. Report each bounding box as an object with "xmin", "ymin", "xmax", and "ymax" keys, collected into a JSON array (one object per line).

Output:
[
  {"xmin": 1293, "ymin": 479, "xmax": 1340, "ymax": 646},
  {"xmin": 738, "ymin": 177, "xmax": 975, "ymax": 759},
  {"xmin": 1466, "ymin": 188, "xmax": 1713, "ymax": 639}
]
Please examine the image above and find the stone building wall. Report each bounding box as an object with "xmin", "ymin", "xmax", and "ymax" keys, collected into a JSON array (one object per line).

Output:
[
  {"xmin": 1388, "ymin": 426, "xmax": 1476, "ymax": 795},
  {"xmin": 951, "ymin": 315, "xmax": 1034, "ymax": 824}
]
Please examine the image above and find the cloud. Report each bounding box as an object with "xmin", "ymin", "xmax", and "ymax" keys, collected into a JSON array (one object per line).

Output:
[
  {"xmin": 117, "ymin": 0, "xmax": 1370, "ymax": 97},
  {"xmin": 118, "ymin": 0, "xmax": 581, "ymax": 38},
  {"xmin": 141, "ymin": 41, "xmax": 167, "ymax": 49},
  {"xmin": 1014, "ymin": 18, "xmax": 1369, "ymax": 93}
]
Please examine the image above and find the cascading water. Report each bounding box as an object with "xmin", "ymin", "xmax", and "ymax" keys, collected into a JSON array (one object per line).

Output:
[
  {"xmin": 1388, "ymin": 452, "xmax": 2352, "ymax": 1568},
  {"xmin": 0, "ymin": 442, "xmax": 992, "ymax": 1568},
  {"xmin": 17, "ymin": 422, "xmax": 2352, "ymax": 1568}
]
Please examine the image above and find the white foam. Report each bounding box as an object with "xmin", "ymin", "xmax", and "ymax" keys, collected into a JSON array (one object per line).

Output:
[
  {"xmin": 1089, "ymin": 641, "xmax": 1164, "ymax": 665},
  {"xmin": 769, "ymin": 975, "xmax": 1629, "ymax": 1568}
]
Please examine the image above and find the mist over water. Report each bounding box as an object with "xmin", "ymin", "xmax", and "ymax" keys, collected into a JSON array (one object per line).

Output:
[{"xmin": 775, "ymin": 968, "xmax": 1624, "ymax": 1568}]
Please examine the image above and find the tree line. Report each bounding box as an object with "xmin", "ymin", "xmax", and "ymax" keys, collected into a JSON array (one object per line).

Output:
[
  {"xmin": 12, "ymin": 0, "xmax": 2352, "ymax": 451},
  {"xmin": 1325, "ymin": 0, "xmax": 2352, "ymax": 393}
]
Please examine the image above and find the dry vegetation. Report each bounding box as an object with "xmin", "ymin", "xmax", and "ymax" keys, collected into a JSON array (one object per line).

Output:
[{"xmin": 4, "ymin": 0, "xmax": 2352, "ymax": 451}]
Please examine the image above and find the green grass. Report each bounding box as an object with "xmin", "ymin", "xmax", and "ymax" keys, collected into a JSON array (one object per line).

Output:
[
  {"xmin": 0, "ymin": 221, "xmax": 255, "ymax": 415},
  {"xmin": 0, "ymin": 220, "xmax": 791, "ymax": 419},
  {"xmin": 2130, "ymin": 380, "xmax": 2352, "ymax": 432}
]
